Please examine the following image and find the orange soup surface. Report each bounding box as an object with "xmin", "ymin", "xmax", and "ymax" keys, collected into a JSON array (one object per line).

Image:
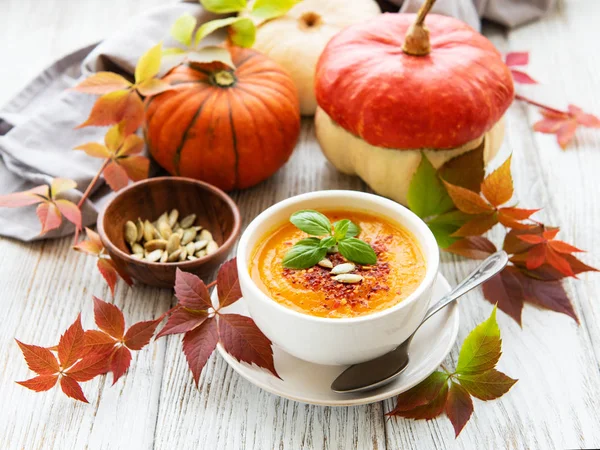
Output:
[{"xmin": 250, "ymin": 210, "xmax": 426, "ymax": 318}]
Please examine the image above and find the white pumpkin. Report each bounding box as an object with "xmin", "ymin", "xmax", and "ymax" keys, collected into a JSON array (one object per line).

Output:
[
  {"xmin": 251, "ymin": 0, "xmax": 381, "ymax": 115},
  {"xmin": 315, "ymin": 107, "xmax": 505, "ymax": 205}
]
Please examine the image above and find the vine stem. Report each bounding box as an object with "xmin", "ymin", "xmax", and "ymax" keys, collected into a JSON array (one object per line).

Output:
[
  {"xmin": 514, "ymin": 94, "xmax": 566, "ymax": 116},
  {"xmin": 73, "ymin": 158, "xmax": 109, "ymax": 244},
  {"xmin": 207, "ymin": 280, "xmax": 217, "ymax": 290}
]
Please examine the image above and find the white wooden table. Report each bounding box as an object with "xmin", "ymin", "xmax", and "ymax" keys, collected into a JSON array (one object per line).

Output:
[{"xmin": 1, "ymin": 0, "xmax": 600, "ymax": 448}]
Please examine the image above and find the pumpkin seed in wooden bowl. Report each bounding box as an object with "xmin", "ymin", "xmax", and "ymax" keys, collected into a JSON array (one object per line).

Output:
[{"xmin": 97, "ymin": 177, "xmax": 241, "ymax": 288}]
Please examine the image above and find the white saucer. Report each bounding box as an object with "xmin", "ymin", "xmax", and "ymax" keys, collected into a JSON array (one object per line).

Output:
[{"xmin": 214, "ymin": 274, "xmax": 458, "ymax": 407}]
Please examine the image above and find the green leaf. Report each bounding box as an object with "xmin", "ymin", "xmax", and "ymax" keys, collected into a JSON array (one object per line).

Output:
[
  {"xmin": 200, "ymin": 0, "xmax": 247, "ymax": 13},
  {"xmin": 456, "ymin": 306, "xmax": 501, "ymax": 375},
  {"xmin": 338, "ymin": 238, "xmax": 377, "ymax": 265},
  {"xmin": 250, "ymin": 0, "xmax": 300, "ymax": 21},
  {"xmin": 135, "ymin": 43, "xmax": 163, "ymax": 85},
  {"xmin": 188, "ymin": 46, "xmax": 234, "ymax": 68},
  {"xmin": 333, "ymin": 219, "xmax": 360, "ymax": 239},
  {"xmin": 195, "ymin": 17, "xmax": 242, "ymax": 47},
  {"xmin": 408, "ymin": 153, "xmax": 454, "ymax": 219},
  {"xmin": 229, "ymin": 17, "xmax": 256, "ymax": 48},
  {"xmin": 282, "ymin": 238, "xmax": 328, "ymax": 269},
  {"xmin": 290, "ymin": 210, "xmax": 332, "ymax": 236},
  {"xmin": 426, "ymin": 210, "xmax": 470, "ymax": 248},
  {"xmin": 457, "ymin": 369, "xmax": 517, "ymax": 401},
  {"xmin": 320, "ymin": 236, "xmax": 336, "ymax": 249},
  {"xmin": 333, "ymin": 219, "xmax": 350, "ymax": 241},
  {"xmin": 170, "ymin": 13, "xmax": 197, "ymax": 47}
]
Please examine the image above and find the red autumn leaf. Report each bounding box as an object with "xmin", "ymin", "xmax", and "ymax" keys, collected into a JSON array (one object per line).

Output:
[
  {"xmin": 77, "ymin": 90, "xmax": 144, "ymax": 135},
  {"xmin": 498, "ymin": 207, "xmax": 539, "ymax": 229},
  {"xmin": 36, "ymin": 202, "xmax": 63, "ymax": 234},
  {"xmin": 73, "ymin": 227, "xmax": 104, "ymax": 255},
  {"xmin": 520, "ymin": 275, "xmax": 578, "ymax": 323},
  {"xmin": 73, "ymin": 72, "xmax": 132, "ymax": 95},
  {"xmin": 391, "ymin": 377, "xmax": 450, "ymax": 420},
  {"xmin": 57, "ymin": 314, "xmax": 85, "ymax": 369},
  {"xmin": 182, "ymin": 318, "xmax": 219, "ymax": 386},
  {"xmin": 16, "ymin": 375, "xmax": 58, "ymax": 392},
  {"xmin": 218, "ymin": 313, "xmax": 280, "ymax": 378},
  {"xmin": 103, "ymin": 161, "xmax": 130, "ymax": 191},
  {"xmin": 457, "ymin": 369, "xmax": 517, "ymax": 401},
  {"xmin": 505, "ymin": 51, "xmax": 529, "ymax": 66},
  {"xmin": 439, "ymin": 144, "xmax": 485, "ymax": 193},
  {"xmin": 503, "ymin": 225, "xmax": 551, "ymax": 254},
  {"xmin": 123, "ymin": 319, "xmax": 161, "ymax": 350},
  {"xmin": 443, "ymin": 181, "xmax": 494, "ymax": 215},
  {"xmin": 445, "ymin": 381, "xmax": 474, "ymax": 437},
  {"xmin": 516, "ymin": 253, "xmax": 597, "ymax": 281},
  {"xmin": 445, "ymin": 236, "xmax": 497, "ymax": 260},
  {"xmin": 175, "ymin": 269, "xmax": 213, "ymax": 310},
  {"xmin": 0, "ymin": 185, "xmax": 48, "ymax": 207},
  {"xmin": 93, "ymin": 296, "xmax": 125, "ymax": 339},
  {"xmin": 482, "ymin": 266, "xmax": 526, "ymax": 325},
  {"xmin": 505, "ymin": 52, "xmax": 537, "ymax": 84},
  {"xmin": 82, "ymin": 329, "xmax": 117, "ymax": 357},
  {"xmin": 54, "ymin": 199, "xmax": 82, "ymax": 230},
  {"xmin": 532, "ymin": 105, "xmax": 600, "ymax": 149},
  {"xmin": 60, "ymin": 375, "xmax": 88, "ymax": 403},
  {"xmin": 510, "ymin": 70, "xmax": 537, "ymax": 84},
  {"xmin": 97, "ymin": 258, "xmax": 133, "ymax": 296},
  {"xmin": 387, "ymin": 371, "xmax": 449, "ymax": 414},
  {"xmin": 67, "ymin": 351, "xmax": 111, "ymax": 382},
  {"xmin": 109, "ymin": 346, "xmax": 132, "ymax": 384},
  {"xmin": 517, "ymin": 230, "xmax": 583, "ymax": 277},
  {"xmin": 452, "ymin": 213, "xmax": 498, "ymax": 237},
  {"xmin": 217, "ymin": 258, "xmax": 242, "ymax": 308},
  {"xmin": 89, "ymin": 297, "xmax": 159, "ymax": 383},
  {"xmin": 15, "ymin": 340, "xmax": 60, "ymax": 375},
  {"xmin": 156, "ymin": 308, "xmax": 208, "ymax": 338},
  {"xmin": 118, "ymin": 155, "xmax": 150, "ymax": 182},
  {"xmin": 481, "ymin": 156, "xmax": 513, "ymax": 207}
]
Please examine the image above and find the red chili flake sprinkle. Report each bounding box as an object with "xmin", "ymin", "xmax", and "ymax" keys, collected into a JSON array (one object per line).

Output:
[{"xmin": 282, "ymin": 235, "xmax": 393, "ymax": 312}]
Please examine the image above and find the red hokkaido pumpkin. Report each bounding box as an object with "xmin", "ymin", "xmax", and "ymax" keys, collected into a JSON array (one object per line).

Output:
[
  {"xmin": 313, "ymin": 0, "xmax": 514, "ymax": 205},
  {"xmin": 145, "ymin": 46, "xmax": 300, "ymax": 191}
]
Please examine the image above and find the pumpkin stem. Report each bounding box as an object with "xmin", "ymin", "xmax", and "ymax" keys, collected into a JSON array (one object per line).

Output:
[
  {"xmin": 402, "ymin": 0, "xmax": 436, "ymax": 56},
  {"xmin": 213, "ymin": 70, "xmax": 236, "ymax": 87}
]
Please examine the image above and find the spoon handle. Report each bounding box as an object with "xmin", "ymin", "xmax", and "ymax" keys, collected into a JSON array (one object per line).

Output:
[{"xmin": 421, "ymin": 251, "xmax": 509, "ymax": 324}]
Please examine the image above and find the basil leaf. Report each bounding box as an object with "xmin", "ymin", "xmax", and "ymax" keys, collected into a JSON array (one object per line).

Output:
[
  {"xmin": 290, "ymin": 210, "xmax": 332, "ymax": 236},
  {"xmin": 320, "ymin": 236, "xmax": 337, "ymax": 249},
  {"xmin": 338, "ymin": 237, "xmax": 377, "ymax": 265},
  {"xmin": 333, "ymin": 219, "xmax": 360, "ymax": 240},
  {"xmin": 282, "ymin": 238, "xmax": 328, "ymax": 269}
]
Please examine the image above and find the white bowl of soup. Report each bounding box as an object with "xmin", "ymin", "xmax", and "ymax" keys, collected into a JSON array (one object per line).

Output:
[{"xmin": 236, "ymin": 190, "xmax": 439, "ymax": 366}]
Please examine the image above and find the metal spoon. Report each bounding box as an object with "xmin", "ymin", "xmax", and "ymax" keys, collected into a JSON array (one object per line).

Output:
[{"xmin": 331, "ymin": 251, "xmax": 509, "ymax": 394}]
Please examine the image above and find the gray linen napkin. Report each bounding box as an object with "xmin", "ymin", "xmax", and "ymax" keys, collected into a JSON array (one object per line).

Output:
[
  {"xmin": 0, "ymin": 0, "xmax": 552, "ymax": 242},
  {"xmin": 388, "ymin": 0, "xmax": 555, "ymax": 31}
]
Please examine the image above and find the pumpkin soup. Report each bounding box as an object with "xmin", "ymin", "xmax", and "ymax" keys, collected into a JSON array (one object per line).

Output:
[{"xmin": 250, "ymin": 210, "xmax": 426, "ymax": 318}]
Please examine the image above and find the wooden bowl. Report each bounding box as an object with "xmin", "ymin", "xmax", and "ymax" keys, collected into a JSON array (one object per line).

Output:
[{"xmin": 97, "ymin": 177, "xmax": 241, "ymax": 288}]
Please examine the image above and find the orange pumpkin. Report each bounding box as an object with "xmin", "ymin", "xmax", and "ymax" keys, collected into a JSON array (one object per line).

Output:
[{"xmin": 144, "ymin": 46, "xmax": 300, "ymax": 191}]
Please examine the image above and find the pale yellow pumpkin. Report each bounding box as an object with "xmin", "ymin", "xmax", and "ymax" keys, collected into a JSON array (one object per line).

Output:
[
  {"xmin": 315, "ymin": 108, "xmax": 505, "ymax": 205},
  {"xmin": 251, "ymin": 0, "xmax": 380, "ymax": 115}
]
